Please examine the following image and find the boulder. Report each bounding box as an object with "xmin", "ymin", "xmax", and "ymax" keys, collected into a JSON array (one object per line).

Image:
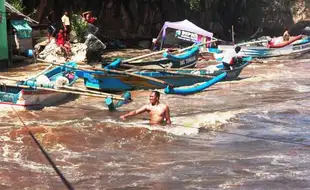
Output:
[
  {"xmin": 84, "ymin": 34, "xmax": 107, "ymax": 63},
  {"xmin": 37, "ymin": 39, "xmax": 87, "ymax": 63}
]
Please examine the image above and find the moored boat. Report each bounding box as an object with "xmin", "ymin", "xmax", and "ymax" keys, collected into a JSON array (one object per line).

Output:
[
  {"xmin": 0, "ymin": 62, "xmax": 79, "ymax": 110},
  {"xmin": 75, "ymin": 57, "xmax": 252, "ymax": 92},
  {"xmin": 106, "ymin": 44, "xmax": 201, "ymax": 69},
  {"xmin": 211, "ymin": 35, "xmax": 310, "ymax": 58}
]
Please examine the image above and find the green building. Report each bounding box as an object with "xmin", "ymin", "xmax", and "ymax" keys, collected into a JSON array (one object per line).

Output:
[{"xmin": 0, "ymin": 0, "xmax": 9, "ymax": 67}]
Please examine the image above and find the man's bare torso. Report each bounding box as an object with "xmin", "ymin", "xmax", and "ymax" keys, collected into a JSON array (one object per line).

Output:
[{"xmin": 146, "ymin": 103, "xmax": 168, "ymax": 125}]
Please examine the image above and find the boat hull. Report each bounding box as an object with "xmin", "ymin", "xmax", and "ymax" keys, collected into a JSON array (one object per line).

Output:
[
  {"xmin": 77, "ymin": 58, "xmax": 251, "ymax": 92},
  {"xmin": 214, "ymin": 36, "xmax": 310, "ymax": 58},
  {"xmin": 0, "ymin": 62, "xmax": 79, "ymax": 110},
  {"xmin": 0, "ymin": 87, "xmax": 71, "ymax": 110},
  {"xmin": 121, "ymin": 45, "xmax": 200, "ymax": 69}
]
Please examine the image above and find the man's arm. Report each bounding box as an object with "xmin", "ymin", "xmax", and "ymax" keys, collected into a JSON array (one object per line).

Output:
[
  {"xmin": 120, "ymin": 105, "xmax": 148, "ymax": 120},
  {"xmin": 165, "ymin": 106, "xmax": 172, "ymax": 125}
]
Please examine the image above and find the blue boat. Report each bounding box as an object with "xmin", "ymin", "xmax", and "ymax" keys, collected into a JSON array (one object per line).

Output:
[
  {"xmin": 0, "ymin": 62, "xmax": 79, "ymax": 110},
  {"xmin": 107, "ymin": 45, "xmax": 200, "ymax": 69},
  {"xmin": 75, "ymin": 57, "xmax": 252, "ymax": 92},
  {"xmin": 210, "ymin": 35, "xmax": 310, "ymax": 58}
]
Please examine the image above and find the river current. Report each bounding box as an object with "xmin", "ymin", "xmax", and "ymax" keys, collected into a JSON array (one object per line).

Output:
[{"xmin": 1, "ymin": 54, "xmax": 310, "ymax": 189}]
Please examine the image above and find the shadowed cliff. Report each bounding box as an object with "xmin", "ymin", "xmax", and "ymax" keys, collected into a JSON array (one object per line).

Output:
[{"xmin": 21, "ymin": 0, "xmax": 310, "ymax": 41}]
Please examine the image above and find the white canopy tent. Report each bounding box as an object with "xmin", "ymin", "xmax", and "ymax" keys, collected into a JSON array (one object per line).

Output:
[{"xmin": 153, "ymin": 19, "xmax": 213, "ymax": 50}]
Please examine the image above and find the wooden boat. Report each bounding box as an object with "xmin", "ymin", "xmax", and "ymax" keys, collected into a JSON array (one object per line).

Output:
[
  {"xmin": 105, "ymin": 45, "xmax": 200, "ymax": 69},
  {"xmin": 75, "ymin": 57, "xmax": 252, "ymax": 92},
  {"xmin": 212, "ymin": 35, "xmax": 310, "ymax": 58},
  {"xmin": 0, "ymin": 62, "xmax": 79, "ymax": 110}
]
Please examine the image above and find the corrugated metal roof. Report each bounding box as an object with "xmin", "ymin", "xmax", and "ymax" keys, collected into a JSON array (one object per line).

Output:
[{"xmin": 5, "ymin": 1, "xmax": 38, "ymax": 24}]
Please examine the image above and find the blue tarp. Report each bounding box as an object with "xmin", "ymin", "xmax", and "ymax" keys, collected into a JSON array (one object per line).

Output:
[{"xmin": 11, "ymin": 20, "xmax": 32, "ymax": 39}]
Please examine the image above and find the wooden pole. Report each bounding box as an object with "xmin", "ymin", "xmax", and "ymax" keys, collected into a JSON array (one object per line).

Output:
[
  {"xmin": 30, "ymin": 64, "xmax": 54, "ymax": 79},
  {"xmin": 123, "ymin": 50, "xmax": 167, "ymax": 63},
  {"xmin": 127, "ymin": 39, "xmax": 218, "ymax": 65},
  {"xmin": 1, "ymin": 83, "xmax": 126, "ymax": 100},
  {"xmin": 116, "ymin": 63, "xmax": 216, "ymax": 78},
  {"xmin": 123, "ymin": 39, "xmax": 218, "ymax": 63},
  {"xmin": 0, "ymin": 75, "xmax": 125, "ymax": 100},
  {"xmin": 232, "ymin": 25, "xmax": 235, "ymax": 43},
  {"xmin": 0, "ymin": 75, "xmax": 21, "ymax": 82},
  {"xmin": 37, "ymin": 59, "xmax": 173, "ymax": 86},
  {"xmin": 60, "ymin": 85, "xmax": 124, "ymax": 99},
  {"xmin": 237, "ymin": 40, "xmax": 268, "ymax": 46},
  {"xmin": 149, "ymin": 69, "xmax": 214, "ymax": 79}
]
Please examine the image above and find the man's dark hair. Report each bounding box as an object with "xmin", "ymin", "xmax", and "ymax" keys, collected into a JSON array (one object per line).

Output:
[
  {"xmin": 152, "ymin": 90, "xmax": 160, "ymax": 98},
  {"xmin": 235, "ymin": 46, "xmax": 241, "ymax": 53}
]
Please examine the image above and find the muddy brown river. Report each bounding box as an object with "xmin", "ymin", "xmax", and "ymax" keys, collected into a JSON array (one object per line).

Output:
[{"xmin": 1, "ymin": 52, "xmax": 310, "ymax": 189}]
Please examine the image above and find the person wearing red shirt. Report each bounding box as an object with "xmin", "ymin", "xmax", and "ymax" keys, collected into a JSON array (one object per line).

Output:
[
  {"xmin": 56, "ymin": 29, "xmax": 71, "ymax": 59},
  {"xmin": 82, "ymin": 11, "xmax": 97, "ymax": 24}
]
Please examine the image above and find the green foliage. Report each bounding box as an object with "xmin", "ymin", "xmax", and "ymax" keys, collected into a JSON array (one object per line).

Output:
[
  {"xmin": 184, "ymin": 0, "xmax": 201, "ymax": 11},
  {"xmin": 71, "ymin": 14, "xmax": 88, "ymax": 43},
  {"xmin": 7, "ymin": 0, "xmax": 25, "ymax": 12}
]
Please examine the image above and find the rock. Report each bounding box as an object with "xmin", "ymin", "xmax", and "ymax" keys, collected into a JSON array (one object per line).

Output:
[
  {"xmin": 84, "ymin": 34, "xmax": 107, "ymax": 63},
  {"xmin": 86, "ymin": 23, "xmax": 99, "ymax": 36},
  {"xmin": 37, "ymin": 39, "xmax": 88, "ymax": 63},
  {"xmin": 36, "ymin": 33, "xmax": 106, "ymax": 64}
]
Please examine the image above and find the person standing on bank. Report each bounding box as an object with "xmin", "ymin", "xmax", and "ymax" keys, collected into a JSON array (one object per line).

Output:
[
  {"xmin": 61, "ymin": 11, "xmax": 71, "ymax": 41},
  {"xmin": 46, "ymin": 10, "xmax": 56, "ymax": 42},
  {"xmin": 120, "ymin": 91, "xmax": 171, "ymax": 125}
]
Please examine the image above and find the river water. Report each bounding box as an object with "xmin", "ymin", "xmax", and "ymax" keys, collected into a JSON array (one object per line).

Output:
[{"xmin": 1, "ymin": 54, "xmax": 310, "ymax": 189}]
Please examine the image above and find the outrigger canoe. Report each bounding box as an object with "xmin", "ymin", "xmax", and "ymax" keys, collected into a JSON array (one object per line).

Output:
[
  {"xmin": 0, "ymin": 62, "xmax": 132, "ymax": 110},
  {"xmin": 105, "ymin": 45, "xmax": 200, "ymax": 69},
  {"xmin": 212, "ymin": 35, "xmax": 310, "ymax": 58},
  {"xmin": 75, "ymin": 57, "xmax": 252, "ymax": 92},
  {"xmin": 0, "ymin": 62, "xmax": 79, "ymax": 110}
]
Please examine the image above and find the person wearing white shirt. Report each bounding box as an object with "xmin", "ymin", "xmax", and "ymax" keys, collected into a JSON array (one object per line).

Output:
[
  {"xmin": 222, "ymin": 46, "xmax": 242, "ymax": 70},
  {"xmin": 61, "ymin": 11, "xmax": 71, "ymax": 41}
]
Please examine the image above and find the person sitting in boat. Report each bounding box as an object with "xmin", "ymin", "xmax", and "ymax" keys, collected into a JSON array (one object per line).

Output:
[
  {"xmin": 65, "ymin": 71, "xmax": 75, "ymax": 81},
  {"xmin": 283, "ymin": 30, "xmax": 290, "ymax": 41},
  {"xmin": 120, "ymin": 91, "xmax": 171, "ymax": 126},
  {"xmin": 222, "ymin": 46, "xmax": 242, "ymax": 70}
]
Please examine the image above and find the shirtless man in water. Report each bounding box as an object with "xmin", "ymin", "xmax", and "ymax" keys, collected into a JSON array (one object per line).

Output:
[{"xmin": 120, "ymin": 91, "xmax": 171, "ymax": 125}]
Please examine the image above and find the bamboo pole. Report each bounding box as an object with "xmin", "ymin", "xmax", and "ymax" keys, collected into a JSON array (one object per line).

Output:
[
  {"xmin": 0, "ymin": 83, "xmax": 125, "ymax": 100},
  {"xmin": 251, "ymin": 58, "xmax": 310, "ymax": 64},
  {"xmin": 37, "ymin": 40, "xmax": 219, "ymax": 87},
  {"xmin": 150, "ymin": 70, "xmax": 214, "ymax": 79},
  {"xmin": 237, "ymin": 40, "xmax": 268, "ymax": 46},
  {"xmin": 60, "ymin": 85, "xmax": 124, "ymax": 99},
  {"xmin": 0, "ymin": 75, "xmax": 125, "ymax": 100},
  {"xmin": 115, "ymin": 63, "xmax": 215, "ymax": 78},
  {"xmin": 37, "ymin": 59, "xmax": 173, "ymax": 86},
  {"xmin": 30, "ymin": 64, "xmax": 54, "ymax": 79},
  {"xmin": 128, "ymin": 39, "xmax": 218, "ymax": 63},
  {"xmin": 0, "ymin": 75, "xmax": 22, "ymax": 82},
  {"xmin": 123, "ymin": 50, "xmax": 168, "ymax": 63}
]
